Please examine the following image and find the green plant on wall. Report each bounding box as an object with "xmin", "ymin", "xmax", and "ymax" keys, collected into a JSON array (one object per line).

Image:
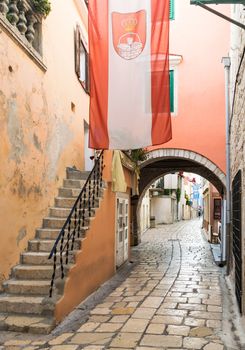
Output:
[
  {"xmin": 32, "ymin": 0, "xmax": 51, "ymax": 17},
  {"xmin": 127, "ymin": 148, "xmax": 148, "ymax": 182},
  {"xmin": 176, "ymin": 188, "xmax": 181, "ymax": 202},
  {"xmin": 185, "ymin": 192, "xmax": 191, "ymax": 206},
  {"xmin": 129, "ymin": 148, "xmax": 148, "ymax": 164}
]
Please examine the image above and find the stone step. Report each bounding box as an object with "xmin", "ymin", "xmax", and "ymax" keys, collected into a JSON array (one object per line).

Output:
[
  {"xmin": 28, "ymin": 239, "xmax": 82, "ymax": 252},
  {"xmin": 36, "ymin": 227, "xmax": 88, "ymax": 240},
  {"xmin": 36, "ymin": 228, "xmax": 60, "ymax": 240},
  {"xmin": 0, "ymin": 165, "xmax": 105, "ymax": 334},
  {"xmin": 3, "ymin": 279, "xmax": 51, "ymax": 295},
  {"xmin": 0, "ymin": 295, "xmax": 55, "ymax": 315},
  {"xmin": 54, "ymin": 197, "xmax": 76, "ymax": 208},
  {"xmin": 58, "ymin": 186, "xmax": 103, "ymax": 198},
  {"xmin": 21, "ymin": 251, "xmax": 76, "ymax": 265},
  {"xmin": 54, "ymin": 196, "xmax": 99, "ymax": 209},
  {"xmin": 42, "ymin": 216, "xmax": 90, "ymax": 229},
  {"xmin": 0, "ymin": 313, "xmax": 55, "ymax": 334},
  {"xmin": 62, "ymin": 178, "xmax": 105, "ymax": 190},
  {"xmin": 54, "ymin": 197, "xmax": 99, "ymax": 208},
  {"xmin": 58, "ymin": 187, "xmax": 82, "ymax": 198},
  {"xmin": 66, "ymin": 168, "xmax": 90, "ymax": 180},
  {"xmin": 49, "ymin": 207, "xmax": 95, "ymax": 219},
  {"xmin": 63, "ymin": 179, "xmax": 85, "ymax": 189},
  {"xmin": 12, "ymin": 265, "xmax": 59, "ymax": 280}
]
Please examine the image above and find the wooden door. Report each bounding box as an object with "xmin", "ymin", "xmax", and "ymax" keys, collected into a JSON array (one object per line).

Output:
[{"xmin": 116, "ymin": 197, "xmax": 129, "ymax": 267}]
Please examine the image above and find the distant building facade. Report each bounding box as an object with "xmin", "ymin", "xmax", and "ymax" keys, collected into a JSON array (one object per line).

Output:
[{"xmin": 202, "ymin": 180, "xmax": 222, "ymax": 243}]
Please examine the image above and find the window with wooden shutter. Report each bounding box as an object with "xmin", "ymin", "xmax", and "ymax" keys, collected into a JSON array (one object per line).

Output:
[
  {"xmin": 75, "ymin": 25, "xmax": 90, "ymax": 94},
  {"xmin": 169, "ymin": 70, "xmax": 174, "ymax": 113},
  {"xmin": 170, "ymin": 0, "xmax": 175, "ymax": 20}
]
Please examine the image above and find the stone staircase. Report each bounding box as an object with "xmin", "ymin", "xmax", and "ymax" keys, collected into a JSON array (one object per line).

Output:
[{"xmin": 0, "ymin": 168, "xmax": 104, "ymax": 334}]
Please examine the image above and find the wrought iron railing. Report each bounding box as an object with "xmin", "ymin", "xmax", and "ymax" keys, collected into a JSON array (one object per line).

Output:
[{"xmin": 48, "ymin": 151, "xmax": 104, "ymax": 297}]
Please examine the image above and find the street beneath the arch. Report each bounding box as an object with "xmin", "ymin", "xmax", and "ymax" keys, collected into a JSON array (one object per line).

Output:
[{"xmin": 1, "ymin": 220, "xmax": 241, "ymax": 349}]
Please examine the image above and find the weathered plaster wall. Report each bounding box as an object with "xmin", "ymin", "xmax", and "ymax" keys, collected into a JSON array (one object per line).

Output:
[{"xmin": 0, "ymin": 0, "xmax": 90, "ymax": 287}]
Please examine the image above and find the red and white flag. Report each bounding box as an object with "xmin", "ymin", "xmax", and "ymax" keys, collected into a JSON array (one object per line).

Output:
[{"xmin": 89, "ymin": 0, "xmax": 172, "ymax": 150}]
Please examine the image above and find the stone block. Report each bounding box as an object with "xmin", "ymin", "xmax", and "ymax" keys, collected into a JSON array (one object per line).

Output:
[
  {"xmin": 121, "ymin": 318, "xmax": 149, "ymax": 333},
  {"xmin": 49, "ymin": 333, "xmax": 73, "ymax": 345},
  {"xmin": 140, "ymin": 334, "xmax": 182, "ymax": 348},
  {"xmin": 183, "ymin": 337, "xmax": 208, "ymax": 349},
  {"xmin": 110, "ymin": 332, "xmax": 142, "ymax": 348},
  {"xmin": 70, "ymin": 332, "xmax": 114, "ymax": 345}
]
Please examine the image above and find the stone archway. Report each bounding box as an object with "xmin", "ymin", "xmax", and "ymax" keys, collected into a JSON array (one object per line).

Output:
[{"xmin": 131, "ymin": 148, "xmax": 226, "ymax": 245}]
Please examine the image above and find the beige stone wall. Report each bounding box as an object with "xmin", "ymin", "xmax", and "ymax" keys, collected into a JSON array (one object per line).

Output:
[
  {"xmin": 0, "ymin": 0, "xmax": 90, "ymax": 287},
  {"xmin": 230, "ymin": 4, "xmax": 245, "ymax": 312}
]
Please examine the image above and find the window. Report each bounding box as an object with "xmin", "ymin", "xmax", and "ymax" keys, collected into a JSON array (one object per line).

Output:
[
  {"xmin": 213, "ymin": 198, "xmax": 221, "ymax": 220},
  {"xmin": 170, "ymin": 0, "xmax": 175, "ymax": 20},
  {"xmin": 169, "ymin": 70, "xmax": 174, "ymax": 113},
  {"xmin": 75, "ymin": 25, "xmax": 90, "ymax": 94}
]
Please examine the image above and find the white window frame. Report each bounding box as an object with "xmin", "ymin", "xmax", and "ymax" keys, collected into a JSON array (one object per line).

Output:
[{"xmin": 169, "ymin": 54, "xmax": 182, "ymax": 117}]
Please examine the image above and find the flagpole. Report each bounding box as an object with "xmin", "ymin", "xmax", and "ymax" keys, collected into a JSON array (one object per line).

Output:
[
  {"xmin": 222, "ymin": 56, "xmax": 231, "ymax": 272},
  {"xmin": 191, "ymin": 1, "xmax": 245, "ymax": 30}
]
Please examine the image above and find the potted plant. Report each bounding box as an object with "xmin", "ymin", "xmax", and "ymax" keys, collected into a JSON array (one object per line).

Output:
[
  {"xmin": 32, "ymin": 0, "xmax": 51, "ymax": 17},
  {"xmin": 129, "ymin": 148, "xmax": 148, "ymax": 165},
  {"xmin": 128, "ymin": 148, "xmax": 147, "ymax": 176},
  {"xmin": 126, "ymin": 148, "xmax": 147, "ymax": 195}
]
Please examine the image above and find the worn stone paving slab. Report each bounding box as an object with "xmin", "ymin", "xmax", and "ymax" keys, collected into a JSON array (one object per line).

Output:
[
  {"xmin": 0, "ymin": 220, "xmax": 242, "ymax": 349},
  {"xmin": 140, "ymin": 334, "xmax": 183, "ymax": 348},
  {"xmin": 110, "ymin": 332, "xmax": 142, "ymax": 348}
]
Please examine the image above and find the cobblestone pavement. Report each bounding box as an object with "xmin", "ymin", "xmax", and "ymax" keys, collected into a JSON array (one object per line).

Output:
[{"xmin": 1, "ymin": 220, "xmax": 241, "ymax": 349}]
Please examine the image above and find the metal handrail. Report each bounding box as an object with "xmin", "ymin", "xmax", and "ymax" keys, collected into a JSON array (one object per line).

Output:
[{"xmin": 48, "ymin": 150, "xmax": 104, "ymax": 297}]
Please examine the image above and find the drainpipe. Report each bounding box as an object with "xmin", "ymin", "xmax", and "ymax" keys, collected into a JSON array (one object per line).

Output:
[{"xmin": 222, "ymin": 57, "xmax": 231, "ymax": 273}]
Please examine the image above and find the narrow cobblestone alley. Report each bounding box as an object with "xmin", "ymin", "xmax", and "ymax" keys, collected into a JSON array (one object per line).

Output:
[{"xmin": 1, "ymin": 220, "xmax": 241, "ymax": 350}]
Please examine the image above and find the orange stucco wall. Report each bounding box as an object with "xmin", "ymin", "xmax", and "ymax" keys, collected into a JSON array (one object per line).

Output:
[
  {"xmin": 152, "ymin": 2, "xmax": 230, "ymax": 174},
  {"xmin": 0, "ymin": 0, "xmax": 89, "ymax": 287},
  {"xmin": 55, "ymin": 151, "xmax": 133, "ymax": 322}
]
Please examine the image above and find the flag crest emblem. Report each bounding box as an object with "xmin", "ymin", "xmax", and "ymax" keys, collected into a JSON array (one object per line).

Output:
[{"xmin": 112, "ymin": 10, "xmax": 146, "ymax": 60}]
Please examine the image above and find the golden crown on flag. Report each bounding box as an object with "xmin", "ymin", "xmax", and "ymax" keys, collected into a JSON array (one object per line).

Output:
[{"xmin": 121, "ymin": 17, "xmax": 137, "ymax": 32}]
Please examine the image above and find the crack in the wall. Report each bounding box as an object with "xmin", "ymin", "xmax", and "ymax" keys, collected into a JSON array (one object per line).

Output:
[
  {"xmin": 16, "ymin": 226, "xmax": 27, "ymax": 246},
  {"xmin": 33, "ymin": 133, "xmax": 43, "ymax": 152},
  {"xmin": 7, "ymin": 97, "xmax": 27, "ymax": 164}
]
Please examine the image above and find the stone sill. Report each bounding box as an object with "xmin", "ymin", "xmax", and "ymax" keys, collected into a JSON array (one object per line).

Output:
[{"xmin": 0, "ymin": 14, "xmax": 47, "ymax": 72}]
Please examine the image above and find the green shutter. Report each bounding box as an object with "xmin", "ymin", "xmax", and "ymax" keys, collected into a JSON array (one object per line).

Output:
[
  {"xmin": 169, "ymin": 70, "xmax": 174, "ymax": 113},
  {"xmin": 170, "ymin": 0, "xmax": 175, "ymax": 20}
]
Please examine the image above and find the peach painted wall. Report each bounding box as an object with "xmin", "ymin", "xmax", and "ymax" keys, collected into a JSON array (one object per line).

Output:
[
  {"xmin": 0, "ymin": 0, "xmax": 90, "ymax": 287},
  {"xmin": 55, "ymin": 151, "xmax": 133, "ymax": 322},
  {"xmin": 153, "ymin": 1, "xmax": 230, "ymax": 173}
]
